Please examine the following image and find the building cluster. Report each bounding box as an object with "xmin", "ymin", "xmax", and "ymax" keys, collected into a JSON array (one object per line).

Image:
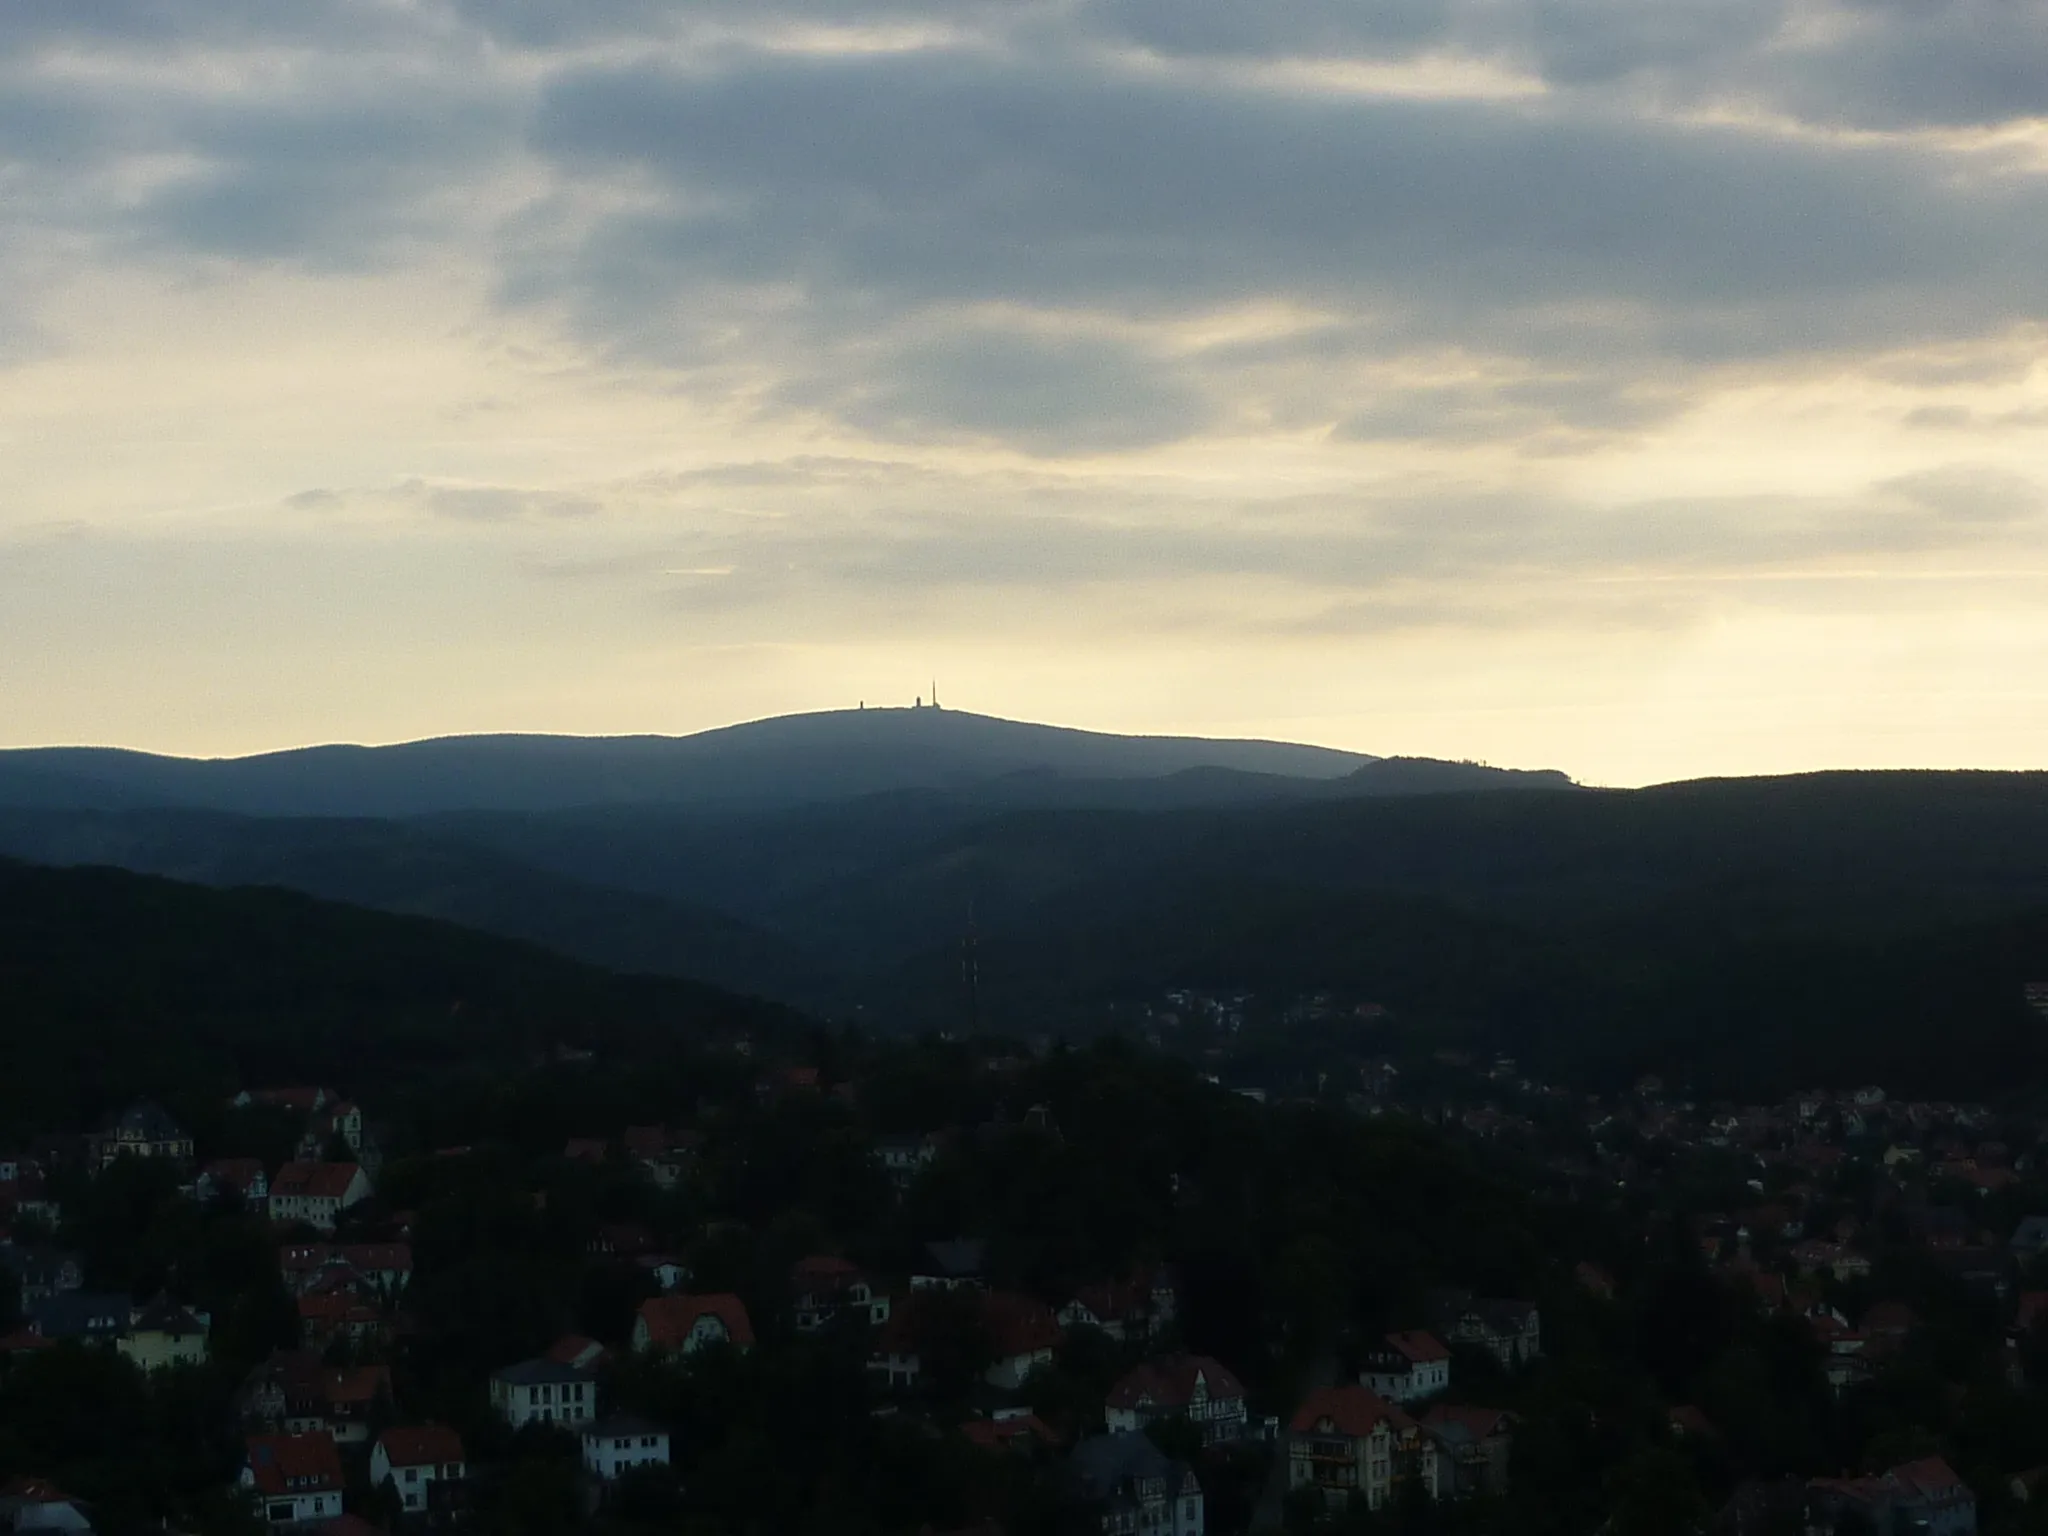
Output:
[{"xmin": 5, "ymin": 1037, "xmax": 2043, "ymax": 1536}]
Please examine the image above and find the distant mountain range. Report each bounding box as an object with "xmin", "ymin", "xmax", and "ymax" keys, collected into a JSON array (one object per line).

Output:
[
  {"xmin": 6, "ymin": 710, "xmax": 2045, "ymax": 1099},
  {"xmin": 0, "ymin": 707, "xmax": 1557, "ymax": 817}
]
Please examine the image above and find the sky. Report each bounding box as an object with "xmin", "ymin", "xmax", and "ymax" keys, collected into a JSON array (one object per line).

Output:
[{"xmin": 6, "ymin": 1, "xmax": 2048, "ymax": 786}]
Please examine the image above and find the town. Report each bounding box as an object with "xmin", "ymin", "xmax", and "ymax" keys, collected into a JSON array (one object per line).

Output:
[{"xmin": 0, "ymin": 1002, "xmax": 2045, "ymax": 1536}]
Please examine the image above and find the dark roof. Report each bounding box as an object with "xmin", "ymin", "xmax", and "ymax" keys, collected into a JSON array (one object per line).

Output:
[
  {"xmin": 377, "ymin": 1425, "xmax": 464, "ymax": 1467},
  {"xmin": 114, "ymin": 1101, "xmax": 185, "ymax": 1140},
  {"xmin": 129, "ymin": 1293, "xmax": 207, "ymax": 1335},
  {"xmin": 1067, "ymin": 1431, "xmax": 1191, "ymax": 1504},
  {"xmin": 28, "ymin": 1292, "xmax": 132, "ymax": 1340}
]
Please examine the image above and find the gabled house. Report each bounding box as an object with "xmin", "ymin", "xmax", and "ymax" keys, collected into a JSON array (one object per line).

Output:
[
  {"xmin": 0, "ymin": 1243, "xmax": 82, "ymax": 1306},
  {"xmin": 279, "ymin": 1242, "xmax": 412, "ymax": 1299},
  {"xmin": 876, "ymin": 1135, "xmax": 938, "ymax": 1188},
  {"xmin": 26, "ymin": 1293, "xmax": 131, "ymax": 1346},
  {"xmin": 1066, "ymin": 1430, "xmax": 1204, "ymax": 1536},
  {"xmin": 267, "ymin": 1163, "xmax": 371, "ymax": 1233},
  {"xmin": 0, "ymin": 1477, "xmax": 92, "ymax": 1533},
  {"xmin": 1809, "ymin": 1455, "xmax": 1976, "ymax": 1536},
  {"xmin": 983, "ymin": 1292, "xmax": 1060, "ymax": 1391},
  {"xmin": 241, "ymin": 1432, "xmax": 344, "ymax": 1526},
  {"xmin": 633, "ymin": 1294, "xmax": 754, "ymax": 1356},
  {"xmin": 1057, "ymin": 1267, "xmax": 1179, "ymax": 1343},
  {"xmin": 791, "ymin": 1256, "xmax": 890, "ymax": 1333},
  {"xmin": 1105, "ymin": 1355, "xmax": 1248, "ymax": 1446},
  {"xmin": 1419, "ymin": 1405, "xmax": 1514, "ymax": 1499},
  {"xmin": 90, "ymin": 1102, "xmax": 193, "ymax": 1171},
  {"xmin": 197, "ymin": 1159, "xmax": 269, "ymax": 1207},
  {"xmin": 117, "ymin": 1294, "xmax": 209, "ymax": 1372},
  {"xmin": 1428, "ymin": 1291, "xmax": 1541, "ymax": 1367},
  {"xmin": 371, "ymin": 1425, "xmax": 466, "ymax": 1517},
  {"xmin": 1360, "ymin": 1332, "xmax": 1450, "ymax": 1404},
  {"xmin": 581, "ymin": 1417, "xmax": 671, "ymax": 1483},
  {"xmin": 489, "ymin": 1358, "xmax": 597, "ymax": 1430},
  {"xmin": 1288, "ymin": 1385, "xmax": 1433, "ymax": 1513}
]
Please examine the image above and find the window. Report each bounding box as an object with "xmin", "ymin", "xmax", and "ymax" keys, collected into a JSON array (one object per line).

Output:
[{"xmin": 405, "ymin": 1469, "xmax": 417, "ymax": 1483}]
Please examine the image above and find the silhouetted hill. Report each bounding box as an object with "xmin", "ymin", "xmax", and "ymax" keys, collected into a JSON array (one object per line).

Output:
[
  {"xmin": 0, "ymin": 808, "xmax": 831, "ymax": 1006},
  {"xmin": 0, "ymin": 858, "xmax": 784, "ymax": 1135},
  {"xmin": 0, "ymin": 708, "xmax": 1382, "ymax": 816}
]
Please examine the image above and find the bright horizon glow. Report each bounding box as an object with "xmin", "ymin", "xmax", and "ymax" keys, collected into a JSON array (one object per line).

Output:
[{"xmin": 5, "ymin": 2, "xmax": 2048, "ymax": 788}]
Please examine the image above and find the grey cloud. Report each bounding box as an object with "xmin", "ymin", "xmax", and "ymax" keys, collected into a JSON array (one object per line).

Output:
[
  {"xmin": 514, "ymin": 47, "xmax": 2048, "ymax": 447},
  {"xmin": 777, "ymin": 328, "xmax": 1214, "ymax": 451}
]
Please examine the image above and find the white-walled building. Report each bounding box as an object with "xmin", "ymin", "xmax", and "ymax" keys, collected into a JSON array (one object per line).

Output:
[
  {"xmin": 489, "ymin": 1358, "xmax": 597, "ymax": 1429},
  {"xmin": 581, "ymin": 1417, "xmax": 672, "ymax": 1482}
]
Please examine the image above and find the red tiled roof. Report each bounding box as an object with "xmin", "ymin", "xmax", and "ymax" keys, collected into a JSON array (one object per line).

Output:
[
  {"xmin": 638, "ymin": 1293, "xmax": 754, "ymax": 1349},
  {"xmin": 984, "ymin": 1293, "xmax": 1059, "ymax": 1360},
  {"xmin": 1893, "ymin": 1457, "xmax": 1969, "ymax": 1499},
  {"xmin": 376, "ymin": 1425, "xmax": 463, "ymax": 1468},
  {"xmin": 308, "ymin": 1366, "xmax": 388, "ymax": 1408},
  {"xmin": 546, "ymin": 1335, "xmax": 608, "ymax": 1369},
  {"xmin": 0, "ymin": 1330, "xmax": 55, "ymax": 1354},
  {"xmin": 1384, "ymin": 1330, "xmax": 1449, "ymax": 1365},
  {"xmin": 1106, "ymin": 1354, "xmax": 1245, "ymax": 1413},
  {"xmin": 0, "ymin": 1478, "xmax": 72, "ymax": 1504},
  {"xmin": 1290, "ymin": 1385, "xmax": 1408, "ymax": 1439},
  {"xmin": 246, "ymin": 1432, "xmax": 343, "ymax": 1496},
  {"xmin": 271, "ymin": 1162, "xmax": 362, "ymax": 1200},
  {"xmin": 962, "ymin": 1414, "xmax": 1054, "ymax": 1451}
]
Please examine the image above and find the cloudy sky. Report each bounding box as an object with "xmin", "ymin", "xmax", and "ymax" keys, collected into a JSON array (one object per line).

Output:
[{"xmin": 6, "ymin": 0, "xmax": 2048, "ymax": 783}]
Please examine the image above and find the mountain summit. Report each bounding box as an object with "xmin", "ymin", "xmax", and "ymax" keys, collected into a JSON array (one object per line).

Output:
[{"xmin": 0, "ymin": 708, "xmax": 1383, "ymax": 816}]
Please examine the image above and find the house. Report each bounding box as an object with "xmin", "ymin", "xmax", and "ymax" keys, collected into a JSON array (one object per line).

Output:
[
  {"xmin": 1428, "ymin": 1292, "xmax": 1541, "ymax": 1367},
  {"xmin": 371, "ymin": 1425, "xmax": 466, "ymax": 1517},
  {"xmin": 1419, "ymin": 1405, "xmax": 1513, "ymax": 1499},
  {"xmin": 0, "ymin": 1163, "xmax": 60, "ymax": 1228},
  {"xmin": 116, "ymin": 1295, "xmax": 209, "ymax": 1372},
  {"xmin": 983, "ymin": 1292, "xmax": 1060, "ymax": 1390},
  {"xmin": 1066, "ymin": 1431, "xmax": 1204, "ymax": 1536},
  {"xmin": 791, "ymin": 1256, "xmax": 891, "ymax": 1332},
  {"xmin": 876, "ymin": 1135, "xmax": 938, "ymax": 1187},
  {"xmin": 1288, "ymin": 1385, "xmax": 1432, "ymax": 1512},
  {"xmin": 297, "ymin": 1101, "xmax": 364, "ymax": 1162},
  {"xmin": 279, "ymin": 1242, "xmax": 412, "ymax": 1298},
  {"xmin": 267, "ymin": 1164, "xmax": 372, "ymax": 1233},
  {"xmin": 1360, "ymin": 1332, "xmax": 1451, "ymax": 1404},
  {"xmin": 0, "ymin": 1243, "xmax": 82, "ymax": 1306},
  {"xmin": 580, "ymin": 1417, "xmax": 671, "ymax": 1482},
  {"xmin": 241, "ymin": 1433, "xmax": 345, "ymax": 1526},
  {"xmin": 26, "ymin": 1293, "xmax": 131, "ymax": 1345},
  {"xmin": 1105, "ymin": 1355, "xmax": 1248, "ymax": 1446},
  {"xmin": 296, "ymin": 1289, "xmax": 387, "ymax": 1351},
  {"xmin": 912, "ymin": 1240, "xmax": 987, "ymax": 1291},
  {"xmin": 869, "ymin": 1301, "xmax": 927, "ymax": 1388},
  {"xmin": 1809, "ymin": 1456, "xmax": 1975, "ymax": 1536},
  {"xmin": 489, "ymin": 1358, "xmax": 597, "ymax": 1430},
  {"xmin": 1057, "ymin": 1267, "xmax": 1179, "ymax": 1343},
  {"xmin": 633, "ymin": 1294, "xmax": 754, "ymax": 1355},
  {"xmin": 2011, "ymin": 1216, "xmax": 2048, "ymax": 1261},
  {"xmin": 289, "ymin": 1366, "xmax": 391, "ymax": 1446},
  {"xmin": 197, "ymin": 1160, "xmax": 270, "ymax": 1207},
  {"xmin": 90, "ymin": 1102, "xmax": 193, "ymax": 1170},
  {"xmin": 0, "ymin": 1477, "xmax": 94, "ymax": 1533}
]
